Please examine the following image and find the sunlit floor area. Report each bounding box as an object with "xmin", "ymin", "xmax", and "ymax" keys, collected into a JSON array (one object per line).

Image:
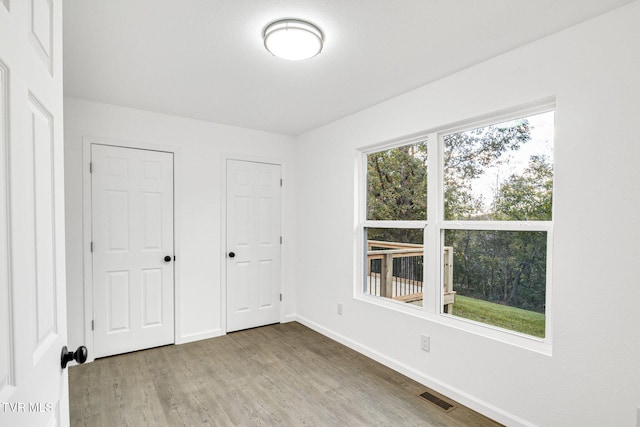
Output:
[{"xmin": 69, "ymin": 322, "xmax": 501, "ymax": 426}]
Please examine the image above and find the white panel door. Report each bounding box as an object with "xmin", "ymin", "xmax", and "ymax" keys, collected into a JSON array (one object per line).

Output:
[
  {"xmin": 0, "ymin": 1, "xmax": 69, "ymax": 426},
  {"xmin": 91, "ymin": 145, "xmax": 174, "ymax": 358},
  {"xmin": 226, "ymin": 160, "xmax": 282, "ymax": 332}
]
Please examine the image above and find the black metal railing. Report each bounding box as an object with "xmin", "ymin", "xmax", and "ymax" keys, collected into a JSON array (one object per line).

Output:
[
  {"xmin": 367, "ymin": 252, "xmax": 423, "ymax": 298},
  {"xmin": 365, "ymin": 241, "xmax": 454, "ymax": 309}
]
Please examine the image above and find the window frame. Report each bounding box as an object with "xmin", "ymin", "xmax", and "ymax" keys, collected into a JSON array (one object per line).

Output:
[{"xmin": 356, "ymin": 102, "xmax": 554, "ymax": 354}]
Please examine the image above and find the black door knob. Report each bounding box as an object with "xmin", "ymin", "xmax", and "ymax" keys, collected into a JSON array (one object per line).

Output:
[
  {"xmin": 164, "ymin": 255, "xmax": 172, "ymax": 262},
  {"xmin": 61, "ymin": 345, "xmax": 88, "ymax": 369},
  {"xmin": 228, "ymin": 252, "xmax": 236, "ymax": 258}
]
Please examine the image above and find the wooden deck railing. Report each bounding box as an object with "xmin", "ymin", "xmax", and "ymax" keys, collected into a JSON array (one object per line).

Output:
[{"xmin": 366, "ymin": 240, "xmax": 456, "ymax": 312}]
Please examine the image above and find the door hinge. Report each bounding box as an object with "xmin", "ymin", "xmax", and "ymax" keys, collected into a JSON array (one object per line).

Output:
[
  {"xmin": 280, "ymin": 236, "xmax": 282, "ymax": 244},
  {"xmin": 280, "ymin": 293, "xmax": 282, "ymax": 302},
  {"xmin": 89, "ymin": 162, "xmax": 93, "ymax": 173},
  {"xmin": 280, "ymin": 178, "xmax": 283, "ymax": 187},
  {"xmin": 91, "ymin": 320, "xmax": 94, "ymax": 331},
  {"xmin": 90, "ymin": 241, "xmax": 93, "ymax": 252}
]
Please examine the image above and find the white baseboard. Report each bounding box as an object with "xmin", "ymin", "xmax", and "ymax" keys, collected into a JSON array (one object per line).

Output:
[
  {"xmin": 282, "ymin": 314, "xmax": 297, "ymax": 323},
  {"xmin": 176, "ymin": 328, "xmax": 224, "ymax": 345},
  {"xmin": 294, "ymin": 315, "xmax": 534, "ymax": 427}
]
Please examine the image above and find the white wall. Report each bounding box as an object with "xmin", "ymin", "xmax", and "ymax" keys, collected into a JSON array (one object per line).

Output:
[
  {"xmin": 64, "ymin": 98, "xmax": 297, "ymax": 354},
  {"xmin": 294, "ymin": 3, "xmax": 640, "ymax": 426}
]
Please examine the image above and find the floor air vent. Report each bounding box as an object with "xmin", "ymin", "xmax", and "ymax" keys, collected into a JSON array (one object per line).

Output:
[{"xmin": 419, "ymin": 391, "xmax": 455, "ymax": 412}]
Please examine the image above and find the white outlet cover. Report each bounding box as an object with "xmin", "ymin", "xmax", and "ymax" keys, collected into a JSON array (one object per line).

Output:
[{"xmin": 421, "ymin": 335, "xmax": 430, "ymax": 352}]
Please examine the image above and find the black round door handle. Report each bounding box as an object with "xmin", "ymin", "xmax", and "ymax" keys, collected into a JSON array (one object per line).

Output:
[
  {"xmin": 228, "ymin": 252, "xmax": 236, "ymax": 258},
  {"xmin": 61, "ymin": 345, "xmax": 88, "ymax": 369},
  {"xmin": 164, "ymin": 255, "xmax": 172, "ymax": 262}
]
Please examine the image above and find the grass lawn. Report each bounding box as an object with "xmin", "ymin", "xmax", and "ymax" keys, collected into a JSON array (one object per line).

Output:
[{"xmin": 451, "ymin": 295, "xmax": 545, "ymax": 338}]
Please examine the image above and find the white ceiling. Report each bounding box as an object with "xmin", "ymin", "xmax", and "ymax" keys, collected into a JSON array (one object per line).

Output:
[{"xmin": 63, "ymin": 0, "xmax": 635, "ymax": 136}]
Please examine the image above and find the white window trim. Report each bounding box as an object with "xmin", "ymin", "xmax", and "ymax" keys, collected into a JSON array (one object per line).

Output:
[{"xmin": 356, "ymin": 102, "xmax": 554, "ymax": 355}]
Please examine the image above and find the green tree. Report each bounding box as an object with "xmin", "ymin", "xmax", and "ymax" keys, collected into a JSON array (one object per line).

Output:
[
  {"xmin": 367, "ymin": 142, "xmax": 427, "ymax": 243},
  {"xmin": 448, "ymin": 229, "xmax": 547, "ymax": 312},
  {"xmin": 367, "ymin": 142, "xmax": 427, "ymax": 221},
  {"xmin": 449, "ymin": 156, "xmax": 552, "ymax": 312},
  {"xmin": 366, "ymin": 120, "xmax": 531, "ymax": 227},
  {"xmin": 493, "ymin": 154, "xmax": 553, "ymax": 221},
  {"xmin": 443, "ymin": 120, "xmax": 531, "ymax": 219}
]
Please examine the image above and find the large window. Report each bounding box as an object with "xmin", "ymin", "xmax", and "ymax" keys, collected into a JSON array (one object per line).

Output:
[{"xmin": 362, "ymin": 108, "xmax": 554, "ymax": 341}]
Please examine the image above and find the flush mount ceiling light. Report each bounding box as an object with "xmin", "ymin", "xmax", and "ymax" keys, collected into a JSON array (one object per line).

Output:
[{"xmin": 263, "ymin": 19, "xmax": 324, "ymax": 61}]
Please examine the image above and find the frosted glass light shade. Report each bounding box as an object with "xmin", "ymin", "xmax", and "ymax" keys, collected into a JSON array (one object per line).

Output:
[{"xmin": 263, "ymin": 19, "xmax": 324, "ymax": 61}]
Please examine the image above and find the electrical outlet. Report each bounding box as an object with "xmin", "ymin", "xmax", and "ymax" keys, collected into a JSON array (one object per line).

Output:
[
  {"xmin": 420, "ymin": 335, "xmax": 430, "ymax": 352},
  {"xmin": 337, "ymin": 303, "xmax": 343, "ymax": 316}
]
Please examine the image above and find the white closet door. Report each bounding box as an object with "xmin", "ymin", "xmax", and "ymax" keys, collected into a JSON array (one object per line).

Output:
[
  {"xmin": 91, "ymin": 144, "xmax": 175, "ymax": 358},
  {"xmin": 226, "ymin": 160, "xmax": 282, "ymax": 332}
]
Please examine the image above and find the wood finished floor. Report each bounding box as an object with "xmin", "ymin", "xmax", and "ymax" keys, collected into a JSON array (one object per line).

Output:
[{"xmin": 69, "ymin": 322, "xmax": 501, "ymax": 426}]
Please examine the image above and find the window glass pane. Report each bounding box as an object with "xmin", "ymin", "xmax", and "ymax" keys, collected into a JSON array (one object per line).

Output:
[
  {"xmin": 444, "ymin": 229, "xmax": 547, "ymax": 337},
  {"xmin": 365, "ymin": 228, "xmax": 424, "ymax": 306},
  {"xmin": 367, "ymin": 140, "xmax": 428, "ymax": 221},
  {"xmin": 443, "ymin": 111, "xmax": 554, "ymax": 221}
]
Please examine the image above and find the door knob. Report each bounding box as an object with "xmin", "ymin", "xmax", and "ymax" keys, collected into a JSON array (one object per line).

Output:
[
  {"xmin": 61, "ymin": 345, "xmax": 88, "ymax": 369},
  {"xmin": 228, "ymin": 252, "xmax": 236, "ymax": 258},
  {"xmin": 164, "ymin": 255, "xmax": 172, "ymax": 262}
]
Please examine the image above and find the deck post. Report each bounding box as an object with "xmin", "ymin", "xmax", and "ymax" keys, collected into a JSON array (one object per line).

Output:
[
  {"xmin": 381, "ymin": 253, "xmax": 393, "ymax": 298},
  {"xmin": 443, "ymin": 247, "xmax": 455, "ymax": 313}
]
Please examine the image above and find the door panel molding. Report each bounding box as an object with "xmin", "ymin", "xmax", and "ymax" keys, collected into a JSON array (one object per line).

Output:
[
  {"xmin": 27, "ymin": 93, "xmax": 59, "ymax": 367},
  {"xmin": 82, "ymin": 137, "xmax": 181, "ymax": 361},
  {"xmin": 0, "ymin": 59, "xmax": 15, "ymax": 398},
  {"xmin": 28, "ymin": 0, "xmax": 54, "ymax": 75}
]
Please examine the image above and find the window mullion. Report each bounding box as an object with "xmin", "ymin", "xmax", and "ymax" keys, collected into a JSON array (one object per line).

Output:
[
  {"xmin": 424, "ymin": 132, "xmax": 440, "ymax": 314},
  {"xmin": 363, "ymin": 220, "xmax": 428, "ymax": 229}
]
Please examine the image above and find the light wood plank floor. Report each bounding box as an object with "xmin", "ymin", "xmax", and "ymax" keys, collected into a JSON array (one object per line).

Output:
[{"xmin": 69, "ymin": 322, "xmax": 501, "ymax": 426}]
